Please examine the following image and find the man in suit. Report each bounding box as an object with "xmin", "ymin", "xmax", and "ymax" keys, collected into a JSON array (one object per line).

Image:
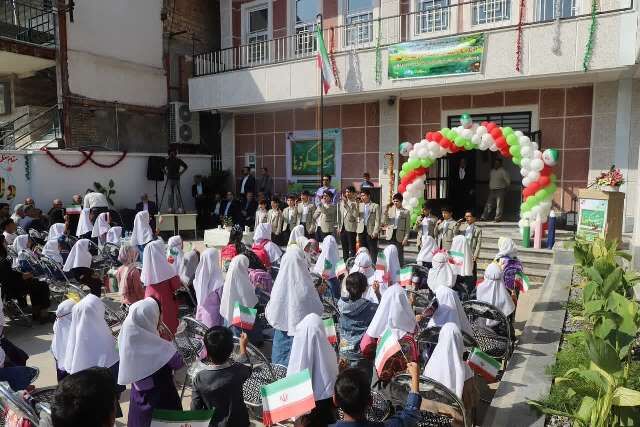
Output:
[
  {"xmin": 356, "ymin": 188, "xmax": 380, "ymax": 264},
  {"xmin": 238, "ymin": 167, "xmax": 256, "ymax": 200},
  {"xmin": 257, "ymin": 167, "xmax": 274, "ymax": 199},
  {"xmin": 47, "ymin": 199, "xmax": 66, "ymax": 226},
  {"xmin": 221, "ymin": 192, "xmax": 241, "ymax": 226},
  {"xmin": 456, "ymin": 209, "xmax": 482, "ymax": 298},
  {"xmin": 211, "ymin": 193, "xmax": 224, "ymax": 227},
  {"xmin": 338, "ymin": 186, "xmax": 358, "ymax": 262},
  {"xmin": 240, "ymin": 191, "xmax": 258, "ymax": 228},
  {"xmin": 296, "ymin": 190, "xmax": 316, "ymax": 238},
  {"xmin": 382, "ymin": 193, "xmax": 411, "ymax": 265},
  {"xmin": 313, "ymin": 191, "xmax": 337, "ymax": 242},
  {"xmin": 192, "ymin": 175, "xmax": 210, "ymax": 230},
  {"xmin": 281, "ymin": 194, "xmax": 299, "ymax": 244},
  {"xmin": 136, "ymin": 193, "xmax": 158, "ymax": 231}
]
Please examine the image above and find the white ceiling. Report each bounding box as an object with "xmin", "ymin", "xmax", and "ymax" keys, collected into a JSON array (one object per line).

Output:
[{"xmin": 0, "ymin": 50, "xmax": 55, "ymax": 77}]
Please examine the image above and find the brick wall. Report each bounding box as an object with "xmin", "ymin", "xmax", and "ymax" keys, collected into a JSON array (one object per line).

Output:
[
  {"xmin": 234, "ymin": 101, "xmax": 380, "ymax": 194},
  {"xmin": 12, "ymin": 71, "xmax": 56, "ymax": 108},
  {"xmin": 165, "ymin": 0, "xmax": 219, "ymax": 50},
  {"xmin": 398, "ymin": 85, "xmax": 594, "ymax": 212}
]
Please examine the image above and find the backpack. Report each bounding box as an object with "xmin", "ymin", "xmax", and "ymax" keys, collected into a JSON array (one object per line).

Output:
[
  {"xmin": 251, "ymin": 240, "xmax": 271, "ymax": 269},
  {"xmin": 249, "ymin": 268, "xmax": 274, "ymax": 295}
]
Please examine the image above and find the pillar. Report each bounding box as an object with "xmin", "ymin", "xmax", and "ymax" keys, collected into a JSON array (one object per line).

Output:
[{"xmin": 379, "ymin": 99, "xmax": 399, "ymax": 206}]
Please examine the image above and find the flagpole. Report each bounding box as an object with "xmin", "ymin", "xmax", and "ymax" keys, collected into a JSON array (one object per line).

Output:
[{"xmin": 317, "ymin": 13, "xmax": 324, "ymax": 187}]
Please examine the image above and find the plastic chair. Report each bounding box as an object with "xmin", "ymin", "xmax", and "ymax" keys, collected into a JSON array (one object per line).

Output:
[
  {"xmin": 311, "ymin": 273, "xmax": 340, "ymax": 319},
  {"xmin": 462, "ymin": 300, "xmax": 514, "ymax": 366},
  {"xmin": 415, "ymin": 326, "xmax": 479, "ymax": 367}
]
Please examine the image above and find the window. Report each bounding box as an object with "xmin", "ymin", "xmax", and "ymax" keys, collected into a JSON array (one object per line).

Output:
[
  {"xmin": 415, "ymin": 0, "xmax": 450, "ymax": 34},
  {"xmin": 472, "ymin": 0, "xmax": 511, "ymax": 25},
  {"xmin": 245, "ymin": 4, "xmax": 270, "ymax": 62},
  {"xmin": 536, "ymin": 0, "xmax": 576, "ymax": 21},
  {"xmin": 0, "ymin": 83, "xmax": 9, "ymax": 115},
  {"xmin": 345, "ymin": 0, "xmax": 373, "ymax": 45},
  {"xmin": 294, "ymin": 0, "xmax": 319, "ymax": 55}
]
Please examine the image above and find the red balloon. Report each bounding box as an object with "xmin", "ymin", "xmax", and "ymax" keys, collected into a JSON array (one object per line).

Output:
[
  {"xmin": 486, "ymin": 122, "xmax": 496, "ymax": 131},
  {"xmin": 425, "ymin": 132, "xmax": 433, "ymax": 140},
  {"xmin": 540, "ymin": 165, "xmax": 552, "ymax": 176},
  {"xmin": 496, "ymin": 137, "xmax": 507, "ymax": 148},
  {"xmin": 490, "ymin": 128, "xmax": 502, "ymax": 139},
  {"xmin": 398, "ymin": 184, "xmax": 406, "ymax": 193},
  {"xmin": 539, "ymin": 176, "xmax": 551, "ymax": 187},
  {"xmin": 528, "ymin": 182, "xmax": 540, "ymax": 193},
  {"xmin": 481, "ymin": 121, "xmax": 489, "ymax": 127},
  {"xmin": 433, "ymin": 132, "xmax": 443, "ymax": 142}
]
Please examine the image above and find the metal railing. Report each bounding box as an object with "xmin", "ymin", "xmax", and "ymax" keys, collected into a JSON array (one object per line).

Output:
[
  {"xmin": 0, "ymin": 0, "xmax": 56, "ymax": 47},
  {"xmin": 0, "ymin": 104, "xmax": 61, "ymax": 150},
  {"xmin": 194, "ymin": 0, "xmax": 632, "ymax": 77}
]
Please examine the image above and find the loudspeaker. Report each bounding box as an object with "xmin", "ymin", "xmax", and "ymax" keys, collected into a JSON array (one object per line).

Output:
[{"xmin": 147, "ymin": 156, "xmax": 165, "ymax": 181}]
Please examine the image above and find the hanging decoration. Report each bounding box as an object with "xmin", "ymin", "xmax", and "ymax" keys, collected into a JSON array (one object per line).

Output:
[
  {"xmin": 43, "ymin": 149, "xmax": 128, "ymax": 169},
  {"xmin": 582, "ymin": 0, "xmax": 598, "ymax": 71},
  {"xmin": 551, "ymin": 0, "xmax": 562, "ymax": 55},
  {"xmin": 24, "ymin": 154, "xmax": 31, "ymax": 181},
  {"xmin": 329, "ymin": 27, "xmax": 341, "ymax": 89},
  {"xmin": 375, "ymin": 18, "xmax": 382, "ymax": 85},
  {"xmin": 398, "ymin": 113, "xmax": 559, "ymax": 227},
  {"xmin": 515, "ymin": 0, "xmax": 527, "ymax": 72}
]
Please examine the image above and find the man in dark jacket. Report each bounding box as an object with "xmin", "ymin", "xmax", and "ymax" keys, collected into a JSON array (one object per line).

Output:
[
  {"xmin": 47, "ymin": 199, "xmax": 66, "ymax": 226},
  {"xmin": 237, "ymin": 167, "xmax": 255, "ymax": 200},
  {"xmin": 221, "ymin": 192, "xmax": 241, "ymax": 226}
]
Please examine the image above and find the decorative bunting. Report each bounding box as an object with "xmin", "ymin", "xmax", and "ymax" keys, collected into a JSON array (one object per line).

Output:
[
  {"xmin": 515, "ymin": 0, "xmax": 526, "ymax": 72},
  {"xmin": 582, "ymin": 0, "xmax": 598, "ymax": 71}
]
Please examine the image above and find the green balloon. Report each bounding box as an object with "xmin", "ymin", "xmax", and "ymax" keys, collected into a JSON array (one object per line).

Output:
[
  {"xmin": 441, "ymin": 128, "xmax": 451, "ymax": 135},
  {"xmin": 418, "ymin": 197, "xmax": 425, "ymax": 204},
  {"xmin": 509, "ymin": 145, "xmax": 520, "ymax": 156},
  {"xmin": 502, "ymin": 127, "xmax": 513, "ymax": 136},
  {"xmin": 420, "ymin": 158, "xmax": 430, "ymax": 168},
  {"xmin": 408, "ymin": 159, "xmax": 420, "ymax": 169},
  {"xmin": 454, "ymin": 136, "xmax": 463, "ymax": 147},
  {"xmin": 423, "ymin": 159, "xmax": 433, "ymax": 168},
  {"xmin": 399, "ymin": 170, "xmax": 406, "ymax": 178},
  {"xmin": 410, "ymin": 213, "xmax": 418, "ymax": 223},
  {"xmin": 512, "ymin": 156, "xmax": 521, "ymax": 166},
  {"xmin": 506, "ymin": 134, "xmax": 518, "ymax": 146},
  {"xmin": 402, "ymin": 162, "xmax": 410, "ymax": 172}
]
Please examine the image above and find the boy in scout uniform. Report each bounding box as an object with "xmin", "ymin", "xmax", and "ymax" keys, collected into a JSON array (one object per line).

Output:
[
  {"xmin": 356, "ymin": 188, "xmax": 380, "ymax": 264},
  {"xmin": 297, "ymin": 190, "xmax": 316, "ymax": 238},
  {"xmin": 435, "ymin": 205, "xmax": 457, "ymax": 250},
  {"xmin": 382, "ymin": 193, "xmax": 411, "ymax": 265},
  {"xmin": 338, "ymin": 186, "xmax": 358, "ymax": 262},
  {"xmin": 313, "ymin": 191, "xmax": 337, "ymax": 241},
  {"xmin": 268, "ymin": 197, "xmax": 284, "ymax": 245},
  {"xmin": 281, "ymin": 194, "xmax": 299, "ymax": 245}
]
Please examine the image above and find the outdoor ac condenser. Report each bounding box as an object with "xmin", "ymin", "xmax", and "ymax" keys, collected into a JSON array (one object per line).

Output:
[{"xmin": 169, "ymin": 102, "xmax": 200, "ymax": 145}]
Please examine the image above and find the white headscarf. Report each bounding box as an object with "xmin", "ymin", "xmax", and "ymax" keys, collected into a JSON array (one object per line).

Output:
[
  {"xmin": 12, "ymin": 234, "xmax": 30, "ymax": 268},
  {"xmin": 141, "ymin": 240, "xmax": 177, "ymax": 285},
  {"xmin": 51, "ymin": 299, "xmax": 76, "ymax": 370},
  {"xmin": 383, "ymin": 245, "xmax": 401, "ymax": 284},
  {"xmin": 76, "ymin": 208, "xmax": 93, "ymax": 237},
  {"xmin": 347, "ymin": 248, "xmax": 386, "ymax": 303},
  {"xmin": 48, "ymin": 223, "xmax": 65, "ymax": 241},
  {"xmin": 42, "ymin": 240, "xmax": 63, "ymax": 264},
  {"xmin": 450, "ymin": 235, "xmax": 473, "ymax": 277},
  {"xmin": 423, "ymin": 322, "xmax": 473, "ymax": 399},
  {"xmin": 365, "ymin": 285, "xmax": 416, "ymax": 340},
  {"xmin": 220, "ymin": 255, "xmax": 258, "ymax": 323},
  {"xmin": 287, "ymin": 224, "xmax": 305, "ymax": 246},
  {"xmin": 106, "ymin": 226, "xmax": 122, "ymax": 245},
  {"xmin": 117, "ymin": 298, "xmax": 177, "ymax": 385},
  {"xmin": 254, "ymin": 223, "xmax": 282, "ymax": 263},
  {"xmin": 477, "ymin": 263, "xmax": 515, "ymax": 323},
  {"xmin": 496, "ymin": 237, "xmax": 517, "ymax": 259},
  {"xmin": 63, "ymin": 294, "xmax": 119, "ymax": 374},
  {"xmin": 193, "ymin": 248, "xmax": 224, "ymax": 305},
  {"xmin": 427, "ymin": 252, "xmax": 455, "ymax": 292},
  {"xmin": 428, "ymin": 285, "xmax": 474, "ymax": 336},
  {"xmin": 417, "ymin": 235, "xmax": 437, "ymax": 263},
  {"xmin": 91, "ymin": 212, "xmax": 110, "ymax": 238},
  {"xmin": 179, "ymin": 250, "xmax": 200, "ymax": 286},
  {"xmin": 167, "ymin": 235, "xmax": 184, "ymax": 275},
  {"xmin": 63, "ymin": 239, "xmax": 92, "ymax": 271},
  {"xmin": 287, "ymin": 313, "xmax": 339, "ymax": 400},
  {"xmin": 312, "ymin": 235, "xmax": 339, "ymax": 278},
  {"xmin": 266, "ymin": 246, "xmax": 323, "ymax": 335},
  {"xmin": 131, "ymin": 210, "xmax": 154, "ymax": 246}
]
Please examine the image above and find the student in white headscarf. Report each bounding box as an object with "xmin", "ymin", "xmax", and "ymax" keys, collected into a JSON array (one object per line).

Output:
[
  {"xmin": 312, "ymin": 235, "xmax": 340, "ymax": 297},
  {"xmin": 192, "ymin": 248, "xmax": 223, "ymax": 328},
  {"xmin": 364, "ymin": 285, "xmax": 416, "ymax": 342},
  {"xmin": 423, "ymin": 322, "xmax": 475, "ymax": 404},
  {"xmin": 51, "ymin": 298, "xmax": 76, "ymax": 381},
  {"xmin": 166, "ymin": 235, "xmax": 184, "ymax": 275},
  {"xmin": 252, "ymin": 222, "xmax": 283, "ymax": 267},
  {"xmin": 12, "ymin": 234, "xmax": 33, "ymax": 270},
  {"xmin": 449, "ymin": 235, "xmax": 473, "ymax": 278},
  {"xmin": 417, "ymin": 235, "xmax": 437, "ymax": 268},
  {"xmin": 493, "ymin": 236, "xmax": 525, "ymax": 299},
  {"xmin": 477, "ymin": 263, "xmax": 515, "ymax": 327},
  {"xmin": 346, "ymin": 247, "xmax": 383, "ymax": 303},
  {"xmin": 427, "ymin": 251, "xmax": 455, "ymax": 292},
  {"xmin": 116, "ymin": 245, "xmax": 144, "ymax": 306},
  {"xmin": 142, "ymin": 240, "xmax": 182, "ymax": 336},
  {"xmin": 75, "ymin": 207, "xmax": 93, "ymax": 238},
  {"xmin": 47, "ymin": 223, "xmax": 66, "ymax": 242},
  {"xmin": 131, "ymin": 210, "xmax": 155, "ymax": 261},
  {"xmin": 287, "ymin": 224, "xmax": 306, "ymax": 246},
  {"xmin": 117, "ymin": 298, "xmax": 182, "ymax": 427},
  {"xmin": 42, "ymin": 238, "xmax": 63, "ymax": 264},
  {"xmin": 91, "ymin": 212, "xmax": 111, "ymax": 245},
  {"xmin": 266, "ymin": 246, "xmax": 323, "ymax": 366},
  {"xmin": 220, "ymin": 255, "xmax": 258, "ymax": 324},
  {"xmin": 179, "ymin": 249, "xmax": 199, "ymax": 288},
  {"xmin": 287, "ymin": 313, "xmax": 339, "ymax": 426},
  {"xmin": 63, "ymin": 239, "xmax": 102, "ymax": 296},
  {"xmin": 383, "ymin": 244, "xmax": 402, "ymax": 284},
  {"xmin": 106, "ymin": 226, "xmax": 122, "ymax": 245},
  {"xmin": 427, "ymin": 285, "xmax": 474, "ymax": 337}
]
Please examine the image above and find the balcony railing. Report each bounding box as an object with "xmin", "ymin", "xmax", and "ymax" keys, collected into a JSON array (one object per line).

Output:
[
  {"xmin": 194, "ymin": 0, "xmax": 632, "ymax": 77},
  {"xmin": 0, "ymin": 0, "xmax": 56, "ymax": 47}
]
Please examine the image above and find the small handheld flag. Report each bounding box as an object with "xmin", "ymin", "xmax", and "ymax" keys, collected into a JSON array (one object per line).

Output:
[
  {"xmin": 324, "ymin": 318, "xmax": 337, "ymax": 345},
  {"xmin": 399, "ymin": 267, "xmax": 413, "ymax": 287},
  {"xmin": 322, "ymin": 259, "xmax": 333, "ymax": 279},
  {"xmin": 151, "ymin": 409, "xmax": 214, "ymax": 427},
  {"xmin": 335, "ymin": 259, "xmax": 348, "ymax": 277},
  {"xmin": 448, "ymin": 250, "xmax": 464, "ymax": 266},
  {"xmin": 466, "ymin": 347, "xmax": 501, "ymax": 382},
  {"xmin": 232, "ymin": 302, "xmax": 257, "ymax": 330},
  {"xmin": 374, "ymin": 328, "xmax": 401, "ymax": 376},
  {"xmin": 261, "ymin": 369, "xmax": 316, "ymax": 426},
  {"xmin": 515, "ymin": 271, "xmax": 530, "ymax": 293},
  {"xmin": 375, "ymin": 251, "xmax": 386, "ymax": 272}
]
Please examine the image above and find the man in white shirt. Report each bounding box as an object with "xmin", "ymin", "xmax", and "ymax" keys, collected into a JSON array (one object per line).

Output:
[
  {"xmin": 314, "ymin": 174, "xmax": 338, "ymax": 206},
  {"xmin": 481, "ymin": 158, "xmax": 511, "ymax": 222}
]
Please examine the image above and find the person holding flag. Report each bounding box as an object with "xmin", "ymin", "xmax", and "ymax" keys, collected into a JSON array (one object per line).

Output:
[
  {"xmin": 348, "ymin": 248, "xmax": 382, "ymax": 303},
  {"xmin": 192, "ymin": 248, "xmax": 225, "ymax": 328},
  {"xmin": 427, "ymin": 286, "xmax": 474, "ymax": 337},
  {"xmin": 416, "ymin": 235, "xmax": 437, "ymax": 269},
  {"xmin": 219, "ymin": 255, "xmax": 261, "ymax": 343},
  {"xmin": 449, "ymin": 235, "xmax": 474, "ymax": 301},
  {"xmin": 312, "ymin": 235, "xmax": 340, "ymax": 298},
  {"xmin": 287, "ymin": 313, "xmax": 339, "ymax": 426}
]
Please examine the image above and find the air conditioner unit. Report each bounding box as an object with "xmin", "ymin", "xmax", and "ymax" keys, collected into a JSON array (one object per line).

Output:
[{"xmin": 169, "ymin": 102, "xmax": 199, "ymax": 144}]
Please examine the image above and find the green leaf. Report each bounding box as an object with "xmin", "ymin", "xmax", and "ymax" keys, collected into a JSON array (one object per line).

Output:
[
  {"xmin": 586, "ymin": 267, "xmax": 604, "ymax": 285},
  {"xmin": 527, "ymin": 400, "xmax": 586, "ymax": 424},
  {"xmin": 612, "ymin": 387, "xmax": 640, "ymax": 407},
  {"xmin": 593, "ymin": 316, "xmax": 619, "ymax": 342},
  {"xmin": 586, "ymin": 334, "xmax": 623, "ymax": 377},
  {"xmin": 594, "ymin": 258, "xmax": 616, "ymax": 280},
  {"xmin": 584, "ymin": 299, "xmax": 605, "ymax": 316},
  {"xmin": 603, "ymin": 268, "xmax": 624, "ymax": 296},
  {"xmin": 616, "ymin": 251, "xmax": 632, "ymax": 261},
  {"xmin": 576, "ymin": 396, "xmax": 596, "ymax": 423},
  {"xmin": 584, "ymin": 281, "xmax": 600, "ymax": 302}
]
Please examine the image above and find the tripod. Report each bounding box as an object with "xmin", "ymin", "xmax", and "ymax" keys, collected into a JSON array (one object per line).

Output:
[{"xmin": 159, "ymin": 177, "xmax": 185, "ymax": 213}]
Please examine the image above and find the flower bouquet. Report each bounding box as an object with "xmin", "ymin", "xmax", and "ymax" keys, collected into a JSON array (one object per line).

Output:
[{"xmin": 594, "ymin": 166, "xmax": 624, "ymax": 191}]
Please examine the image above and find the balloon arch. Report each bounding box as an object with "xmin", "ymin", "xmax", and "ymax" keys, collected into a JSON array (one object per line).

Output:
[{"xmin": 398, "ymin": 113, "xmax": 559, "ymax": 228}]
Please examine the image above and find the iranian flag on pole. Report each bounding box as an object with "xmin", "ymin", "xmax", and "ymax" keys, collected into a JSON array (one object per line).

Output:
[
  {"xmin": 232, "ymin": 302, "xmax": 257, "ymax": 330},
  {"xmin": 315, "ymin": 25, "xmax": 335, "ymax": 95},
  {"xmin": 66, "ymin": 205, "xmax": 82, "ymax": 215},
  {"xmin": 466, "ymin": 347, "xmax": 501, "ymax": 382},
  {"xmin": 399, "ymin": 267, "xmax": 412, "ymax": 287},
  {"xmin": 375, "ymin": 328, "xmax": 401, "ymax": 376},
  {"xmin": 324, "ymin": 318, "xmax": 337, "ymax": 345},
  {"xmin": 335, "ymin": 259, "xmax": 348, "ymax": 277},
  {"xmin": 515, "ymin": 271, "xmax": 530, "ymax": 293},
  {"xmin": 151, "ymin": 409, "xmax": 214, "ymax": 427},
  {"xmin": 375, "ymin": 251, "xmax": 386, "ymax": 272},
  {"xmin": 261, "ymin": 369, "xmax": 316, "ymax": 426}
]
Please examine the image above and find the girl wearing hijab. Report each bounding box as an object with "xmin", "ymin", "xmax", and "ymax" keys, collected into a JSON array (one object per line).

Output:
[
  {"xmin": 346, "ymin": 248, "xmax": 383, "ymax": 303},
  {"xmin": 91, "ymin": 212, "xmax": 111, "ymax": 245},
  {"xmin": 116, "ymin": 245, "xmax": 144, "ymax": 306},
  {"xmin": 131, "ymin": 210, "xmax": 155, "ymax": 262},
  {"xmin": 179, "ymin": 249, "xmax": 199, "ymax": 287},
  {"xmin": 118, "ymin": 298, "xmax": 183, "ymax": 427},
  {"xmin": 193, "ymin": 248, "xmax": 224, "ymax": 328},
  {"xmin": 312, "ymin": 235, "xmax": 340, "ymax": 298},
  {"xmin": 48, "ymin": 223, "xmax": 66, "ymax": 242},
  {"xmin": 12, "ymin": 234, "xmax": 37, "ymax": 271},
  {"xmin": 141, "ymin": 240, "xmax": 182, "ymax": 336},
  {"xmin": 221, "ymin": 225, "xmax": 266, "ymax": 272},
  {"xmin": 383, "ymin": 244, "xmax": 402, "ymax": 285},
  {"xmin": 427, "ymin": 285, "xmax": 474, "ymax": 337},
  {"xmin": 477, "ymin": 263, "xmax": 516, "ymax": 327},
  {"xmin": 494, "ymin": 237, "xmax": 525, "ymax": 302},
  {"xmin": 75, "ymin": 207, "xmax": 93, "ymax": 239},
  {"xmin": 42, "ymin": 238, "xmax": 63, "ymax": 264},
  {"xmin": 417, "ymin": 235, "xmax": 437, "ymax": 268},
  {"xmin": 63, "ymin": 239, "xmax": 102, "ymax": 297},
  {"xmin": 427, "ymin": 251, "xmax": 455, "ymax": 293},
  {"xmin": 266, "ymin": 246, "xmax": 323, "ymax": 366},
  {"xmin": 287, "ymin": 313, "xmax": 339, "ymax": 426},
  {"xmin": 51, "ymin": 298, "xmax": 76, "ymax": 381},
  {"xmin": 287, "ymin": 224, "xmax": 306, "ymax": 246},
  {"xmin": 423, "ymin": 322, "xmax": 477, "ymax": 421},
  {"xmin": 252, "ymin": 223, "xmax": 283, "ymax": 267},
  {"xmin": 106, "ymin": 226, "xmax": 122, "ymax": 245},
  {"xmin": 166, "ymin": 235, "xmax": 184, "ymax": 276}
]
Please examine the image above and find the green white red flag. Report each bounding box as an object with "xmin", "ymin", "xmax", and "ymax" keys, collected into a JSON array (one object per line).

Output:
[
  {"xmin": 151, "ymin": 409, "xmax": 214, "ymax": 427},
  {"xmin": 232, "ymin": 302, "xmax": 257, "ymax": 330},
  {"xmin": 466, "ymin": 347, "xmax": 500, "ymax": 381},
  {"xmin": 321, "ymin": 259, "xmax": 333, "ymax": 279},
  {"xmin": 261, "ymin": 369, "xmax": 316, "ymax": 426},
  {"xmin": 399, "ymin": 267, "xmax": 413, "ymax": 287},
  {"xmin": 315, "ymin": 25, "xmax": 335, "ymax": 94},
  {"xmin": 324, "ymin": 318, "xmax": 337, "ymax": 345},
  {"xmin": 375, "ymin": 251, "xmax": 386, "ymax": 272},
  {"xmin": 375, "ymin": 328, "xmax": 401, "ymax": 375},
  {"xmin": 515, "ymin": 271, "xmax": 530, "ymax": 293},
  {"xmin": 335, "ymin": 259, "xmax": 348, "ymax": 277},
  {"xmin": 448, "ymin": 250, "xmax": 464, "ymax": 267},
  {"xmin": 66, "ymin": 205, "xmax": 82, "ymax": 215}
]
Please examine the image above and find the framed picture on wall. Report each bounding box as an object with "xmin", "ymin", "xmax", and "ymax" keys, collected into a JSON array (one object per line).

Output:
[{"xmin": 285, "ymin": 129, "xmax": 342, "ymax": 192}]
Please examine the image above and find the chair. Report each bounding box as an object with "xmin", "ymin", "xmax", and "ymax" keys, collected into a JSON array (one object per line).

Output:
[
  {"xmin": 0, "ymin": 381, "xmax": 39, "ymax": 426},
  {"xmin": 28, "ymin": 229, "xmax": 47, "ymax": 247},
  {"xmin": 415, "ymin": 326, "xmax": 478, "ymax": 367},
  {"xmin": 389, "ymin": 374, "xmax": 469, "ymax": 427},
  {"xmin": 462, "ymin": 300, "xmax": 514, "ymax": 366},
  {"xmin": 406, "ymin": 288, "xmax": 434, "ymax": 313},
  {"xmin": 337, "ymin": 390, "xmax": 392, "ymax": 422},
  {"xmin": 311, "ymin": 273, "xmax": 340, "ymax": 319},
  {"xmin": 101, "ymin": 243, "xmax": 121, "ymax": 265},
  {"xmin": 242, "ymin": 363, "xmax": 288, "ymax": 423}
]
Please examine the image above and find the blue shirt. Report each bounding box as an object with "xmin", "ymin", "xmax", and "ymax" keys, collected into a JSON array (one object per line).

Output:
[{"xmin": 330, "ymin": 392, "xmax": 422, "ymax": 427}]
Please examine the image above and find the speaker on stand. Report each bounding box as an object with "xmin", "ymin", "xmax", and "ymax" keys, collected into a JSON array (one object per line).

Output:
[{"xmin": 147, "ymin": 156, "xmax": 166, "ymax": 208}]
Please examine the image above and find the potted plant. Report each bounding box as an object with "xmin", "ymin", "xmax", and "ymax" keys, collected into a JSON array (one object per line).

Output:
[{"xmin": 593, "ymin": 166, "xmax": 624, "ymax": 192}]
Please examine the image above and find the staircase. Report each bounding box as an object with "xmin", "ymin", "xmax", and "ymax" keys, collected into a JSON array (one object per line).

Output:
[{"xmin": 0, "ymin": 104, "xmax": 61, "ymax": 150}]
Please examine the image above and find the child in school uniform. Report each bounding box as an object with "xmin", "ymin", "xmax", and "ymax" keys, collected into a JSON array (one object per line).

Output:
[
  {"xmin": 267, "ymin": 198, "xmax": 284, "ymax": 245},
  {"xmin": 254, "ymin": 199, "xmax": 269, "ymax": 230}
]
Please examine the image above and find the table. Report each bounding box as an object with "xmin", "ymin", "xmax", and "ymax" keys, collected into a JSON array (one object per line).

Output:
[
  {"xmin": 155, "ymin": 213, "xmax": 198, "ymax": 238},
  {"xmin": 204, "ymin": 227, "xmax": 254, "ymax": 248}
]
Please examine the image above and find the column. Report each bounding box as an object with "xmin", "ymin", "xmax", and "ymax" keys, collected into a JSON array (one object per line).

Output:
[
  {"xmin": 221, "ymin": 113, "xmax": 235, "ymax": 175},
  {"xmin": 379, "ymin": 99, "xmax": 399, "ymax": 206}
]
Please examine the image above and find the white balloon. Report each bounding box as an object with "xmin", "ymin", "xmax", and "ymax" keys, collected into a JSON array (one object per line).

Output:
[
  {"xmin": 530, "ymin": 205, "xmax": 541, "ymax": 217},
  {"xmin": 531, "ymin": 142, "xmax": 539, "ymax": 151},
  {"xmin": 409, "ymin": 149, "xmax": 417, "ymax": 159},
  {"xmin": 461, "ymin": 129, "xmax": 473, "ymax": 140},
  {"xmin": 417, "ymin": 148, "xmax": 429, "ymax": 158},
  {"xmin": 521, "ymin": 158, "xmax": 531, "ymax": 169},
  {"xmin": 530, "ymin": 158, "xmax": 544, "ymax": 171},
  {"xmin": 533, "ymin": 150, "xmax": 542, "ymax": 160},
  {"xmin": 471, "ymin": 135, "xmax": 481, "ymax": 145},
  {"xmin": 522, "ymin": 177, "xmax": 532, "ymax": 187},
  {"xmin": 519, "ymin": 135, "xmax": 530, "ymax": 145},
  {"xmin": 518, "ymin": 219, "xmax": 530, "ymax": 228},
  {"xmin": 527, "ymin": 171, "xmax": 540, "ymax": 181},
  {"xmin": 515, "ymin": 130, "xmax": 524, "ymax": 138},
  {"xmin": 520, "ymin": 146, "xmax": 532, "ymax": 158},
  {"xmin": 409, "ymin": 197, "xmax": 418, "ymax": 208},
  {"xmin": 489, "ymin": 144, "xmax": 498, "ymax": 152},
  {"xmin": 477, "ymin": 126, "xmax": 487, "ymax": 136},
  {"xmin": 520, "ymin": 168, "xmax": 529, "ymax": 177}
]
